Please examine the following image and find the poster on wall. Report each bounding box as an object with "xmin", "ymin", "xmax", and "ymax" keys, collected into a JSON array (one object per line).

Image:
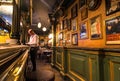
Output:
[
  {"xmin": 71, "ymin": 18, "xmax": 77, "ymax": 31},
  {"xmin": 59, "ymin": 21, "xmax": 63, "ymax": 31},
  {"xmin": 63, "ymin": 19, "xmax": 68, "ymax": 29},
  {"xmin": 58, "ymin": 32, "xmax": 63, "ymax": 40},
  {"xmin": 80, "ymin": 21, "xmax": 88, "ymax": 39},
  {"xmin": 105, "ymin": 0, "xmax": 120, "ymax": 15},
  {"xmin": 90, "ymin": 15, "xmax": 102, "ymax": 39},
  {"xmin": 71, "ymin": 4, "xmax": 78, "ymax": 19},
  {"xmin": 81, "ymin": 7, "xmax": 88, "ymax": 20},
  {"xmin": 72, "ymin": 33, "xmax": 78, "ymax": 45},
  {"xmin": 105, "ymin": 16, "xmax": 120, "ymax": 44},
  {"xmin": 66, "ymin": 32, "xmax": 71, "ymax": 45},
  {"xmin": 67, "ymin": 18, "xmax": 71, "ymax": 31},
  {"xmin": 79, "ymin": 0, "xmax": 86, "ymax": 9}
]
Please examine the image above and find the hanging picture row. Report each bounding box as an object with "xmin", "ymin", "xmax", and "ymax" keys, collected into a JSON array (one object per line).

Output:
[{"xmin": 56, "ymin": 0, "xmax": 120, "ymax": 46}]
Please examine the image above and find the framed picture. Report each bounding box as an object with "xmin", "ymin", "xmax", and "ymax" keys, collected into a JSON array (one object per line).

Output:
[
  {"xmin": 72, "ymin": 33, "xmax": 78, "ymax": 45},
  {"xmin": 59, "ymin": 21, "xmax": 63, "ymax": 31},
  {"xmin": 63, "ymin": 19, "xmax": 68, "ymax": 29},
  {"xmin": 71, "ymin": 18, "xmax": 77, "ymax": 31},
  {"xmin": 81, "ymin": 7, "xmax": 88, "ymax": 20},
  {"xmin": 58, "ymin": 32, "xmax": 63, "ymax": 40},
  {"xmin": 71, "ymin": 4, "xmax": 78, "ymax": 19},
  {"xmin": 105, "ymin": 0, "xmax": 120, "ymax": 15},
  {"xmin": 80, "ymin": 21, "xmax": 88, "ymax": 39},
  {"xmin": 105, "ymin": 16, "xmax": 120, "ymax": 44},
  {"xmin": 87, "ymin": 0, "xmax": 101, "ymax": 11},
  {"xmin": 67, "ymin": 18, "xmax": 71, "ymax": 30},
  {"xmin": 90, "ymin": 15, "xmax": 102, "ymax": 39},
  {"xmin": 79, "ymin": 0, "xmax": 86, "ymax": 9},
  {"xmin": 66, "ymin": 32, "xmax": 71, "ymax": 45}
]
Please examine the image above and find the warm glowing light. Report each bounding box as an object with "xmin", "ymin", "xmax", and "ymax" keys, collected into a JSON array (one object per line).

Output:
[
  {"xmin": 48, "ymin": 33, "xmax": 53, "ymax": 39},
  {"xmin": 20, "ymin": 22, "xmax": 23, "ymax": 26},
  {"xmin": 37, "ymin": 22, "xmax": 41, "ymax": 28},
  {"xmin": 42, "ymin": 27, "xmax": 47, "ymax": 31}
]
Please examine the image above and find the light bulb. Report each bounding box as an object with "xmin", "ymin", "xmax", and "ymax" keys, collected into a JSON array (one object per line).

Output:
[
  {"xmin": 38, "ymin": 22, "xmax": 41, "ymax": 28},
  {"xmin": 42, "ymin": 27, "xmax": 46, "ymax": 31},
  {"xmin": 48, "ymin": 33, "xmax": 53, "ymax": 39}
]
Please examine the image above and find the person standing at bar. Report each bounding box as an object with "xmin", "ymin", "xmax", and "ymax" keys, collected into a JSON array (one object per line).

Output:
[{"xmin": 26, "ymin": 29, "xmax": 39, "ymax": 71}]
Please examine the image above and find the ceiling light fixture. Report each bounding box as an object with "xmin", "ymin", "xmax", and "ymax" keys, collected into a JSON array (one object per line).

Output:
[
  {"xmin": 42, "ymin": 27, "xmax": 47, "ymax": 31},
  {"xmin": 37, "ymin": 22, "xmax": 41, "ymax": 28}
]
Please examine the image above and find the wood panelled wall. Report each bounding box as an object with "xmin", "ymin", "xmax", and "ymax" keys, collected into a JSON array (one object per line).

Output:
[{"xmin": 56, "ymin": 0, "xmax": 120, "ymax": 48}]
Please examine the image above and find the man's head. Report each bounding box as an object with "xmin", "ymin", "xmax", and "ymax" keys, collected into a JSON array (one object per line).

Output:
[{"xmin": 28, "ymin": 29, "xmax": 35, "ymax": 35}]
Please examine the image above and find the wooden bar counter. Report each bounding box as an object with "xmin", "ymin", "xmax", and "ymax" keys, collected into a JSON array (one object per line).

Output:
[{"xmin": 0, "ymin": 44, "xmax": 29, "ymax": 81}]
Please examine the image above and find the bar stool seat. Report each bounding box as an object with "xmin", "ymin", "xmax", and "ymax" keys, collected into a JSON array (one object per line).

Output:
[{"xmin": 39, "ymin": 70, "xmax": 55, "ymax": 81}]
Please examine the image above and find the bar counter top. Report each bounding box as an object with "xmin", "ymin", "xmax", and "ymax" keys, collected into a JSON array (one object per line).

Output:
[{"xmin": 0, "ymin": 44, "xmax": 29, "ymax": 50}]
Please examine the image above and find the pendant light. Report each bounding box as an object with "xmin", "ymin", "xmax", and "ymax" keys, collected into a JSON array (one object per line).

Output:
[
  {"xmin": 42, "ymin": 27, "xmax": 47, "ymax": 31},
  {"xmin": 38, "ymin": 22, "xmax": 41, "ymax": 28}
]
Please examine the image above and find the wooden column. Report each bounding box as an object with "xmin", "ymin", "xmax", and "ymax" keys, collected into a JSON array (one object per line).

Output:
[
  {"xmin": 51, "ymin": 18, "xmax": 57, "ymax": 65},
  {"xmin": 10, "ymin": 0, "xmax": 20, "ymax": 44}
]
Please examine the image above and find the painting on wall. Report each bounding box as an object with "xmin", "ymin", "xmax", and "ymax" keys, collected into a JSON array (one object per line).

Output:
[
  {"xmin": 105, "ymin": 0, "xmax": 120, "ymax": 15},
  {"xmin": 90, "ymin": 15, "xmax": 102, "ymax": 39},
  {"xmin": 71, "ymin": 4, "xmax": 78, "ymax": 19},
  {"xmin": 59, "ymin": 21, "xmax": 63, "ymax": 31},
  {"xmin": 72, "ymin": 33, "xmax": 78, "ymax": 45},
  {"xmin": 81, "ymin": 7, "xmax": 88, "ymax": 20},
  {"xmin": 71, "ymin": 18, "xmax": 77, "ymax": 31},
  {"xmin": 58, "ymin": 32, "xmax": 63, "ymax": 40},
  {"xmin": 80, "ymin": 21, "xmax": 88, "ymax": 39},
  {"xmin": 67, "ymin": 18, "xmax": 71, "ymax": 30},
  {"xmin": 105, "ymin": 16, "xmax": 120, "ymax": 44},
  {"xmin": 63, "ymin": 19, "xmax": 68, "ymax": 29},
  {"xmin": 79, "ymin": 0, "xmax": 86, "ymax": 9},
  {"xmin": 66, "ymin": 32, "xmax": 71, "ymax": 45}
]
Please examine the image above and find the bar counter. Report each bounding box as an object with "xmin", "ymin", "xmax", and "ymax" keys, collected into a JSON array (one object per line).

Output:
[{"xmin": 0, "ymin": 45, "xmax": 29, "ymax": 81}]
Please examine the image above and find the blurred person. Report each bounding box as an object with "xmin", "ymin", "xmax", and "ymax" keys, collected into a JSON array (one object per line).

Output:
[
  {"xmin": 114, "ymin": 17, "xmax": 120, "ymax": 33},
  {"xmin": 26, "ymin": 29, "xmax": 39, "ymax": 71},
  {"xmin": 106, "ymin": 23, "xmax": 114, "ymax": 34}
]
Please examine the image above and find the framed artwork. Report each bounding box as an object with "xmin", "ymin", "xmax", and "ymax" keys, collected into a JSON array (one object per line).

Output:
[
  {"xmin": 66, "ymin": 32, "xmax": 71, "ymax": 45},
  {"xmin": 67, "ymin": 18, "xmax": 71, "ymax": 30},
  {"xmin": 58, "ymin": 32, "xmax": 63, "ymax": 40},
  {"xmin": 63, "ymin": 19, "xmax": 68, "ymax": 29},
  {"xmin": 72, "ymin": 33, "xmax": 78, "ymax": 45},
  {"xmin": 90, "ymin": 15, "xmax": 102, "ymax": 39},
  {"xmin": 71, "ymin": 4, "xmax": 78, "ymax": 19},
  {"xmin": 81, "ymin": 7, "xmax": 88, "ymax": 20},
  {"xmin": 59, "ymin": 21, "xmax": 63, "ymax": 31},
  {"xmin": 105, "ymin": 0, "xmax": 120, "ymax": 15},
  {"xmin": 87, "ymin": 0, "xmax": 101, "ymax": 11},
  {"xmin": 80, "ymin": 21, "xmax": 88, "ymax": 39},
  {"xmin": 79, "ymin": 0, "xmax": 86, "ymax": 9},
  {"xmin": 105, "ymin": 16, "xmax": 120, "ymax": 44},
  {"xmin": 71, "ymin": 18, "xmax": 77, "ymax": 31}
]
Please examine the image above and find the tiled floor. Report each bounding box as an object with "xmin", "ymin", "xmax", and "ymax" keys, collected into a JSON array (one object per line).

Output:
[{"xmin": 26, "ymin": 57, "xmax": 64, "ymax": 81}]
